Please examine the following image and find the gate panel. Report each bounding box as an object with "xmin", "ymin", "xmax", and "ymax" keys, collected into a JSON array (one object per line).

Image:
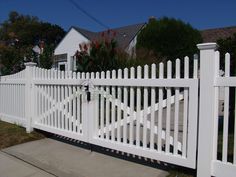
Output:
[
  {"xmin": 32, "ymin": 69, "xmax": 88, "ymax": 142},
  {"xmin": 90, "ymin": 84, "xmax": 198, "ymax": 168},
  {"xmin": 89, "ymin": 59, "xmax": 199, "ymax": 168}
]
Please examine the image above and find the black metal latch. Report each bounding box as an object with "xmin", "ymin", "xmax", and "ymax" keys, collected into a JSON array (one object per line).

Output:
[{"xmin": 84, "ymin": 85, "xmax": 91, "ymax": 102}]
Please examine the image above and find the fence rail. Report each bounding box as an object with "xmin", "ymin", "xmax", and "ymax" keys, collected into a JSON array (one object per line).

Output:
[{"xmin": 0, "ymin": 69, "xmax": 26, "ymax": 126}]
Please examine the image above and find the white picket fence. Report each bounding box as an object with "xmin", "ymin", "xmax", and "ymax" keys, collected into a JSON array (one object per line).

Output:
[{"xmin": 0, "ymin": 43, "xmax": 236, "ymax": 177}]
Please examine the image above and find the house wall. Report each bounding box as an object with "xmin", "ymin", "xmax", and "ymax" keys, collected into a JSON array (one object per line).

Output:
[
  {"xmin": 126, "ymin": 35, "xmax": 137, "ymax": 57},
  {"xmin": 54, "ymin": 28, "xmax": 90, "ymax": 71}
]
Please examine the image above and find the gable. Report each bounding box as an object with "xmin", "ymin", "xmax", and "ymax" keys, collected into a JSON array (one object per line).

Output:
[
  {"xmin": 73, "ymin": 23, "xmax": 146, "ymax": 50},
  {"xmin": 54, "ymin": 28, "xmax": 90, "ymax": 56}
]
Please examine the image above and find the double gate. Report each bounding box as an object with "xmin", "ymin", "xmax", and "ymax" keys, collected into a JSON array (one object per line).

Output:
[{"xmin": 31, "ymin": 56, "xmax": 198, "ymax": 168}]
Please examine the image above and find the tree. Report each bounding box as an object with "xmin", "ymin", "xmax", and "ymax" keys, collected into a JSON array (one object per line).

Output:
[
  {"xmin": 75, "ymin": 30, "xmax": 119, "ymax": 72},
  {"xmin": 39, "ymin": 44, "xmax": 54, "ymax": 69},
  {"xmin": 136, "ymin": 17, "xmax": 202, "ymax": 62},
  {"xmin": 218, "ymin": 33, "xmax": 236, "ymax": 75},
  {"xmin": 0, "ymin": 11, "xmax": 65, "ymax": 74}
]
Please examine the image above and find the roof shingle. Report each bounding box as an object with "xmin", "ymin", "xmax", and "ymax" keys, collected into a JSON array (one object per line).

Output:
[
  {"xmin": 73, "ymin": 23, "xmax": 146, "ymax": 50},
  {"xmin": 201, "ymin": 26, "xmax": 236, "ymax": 42}
]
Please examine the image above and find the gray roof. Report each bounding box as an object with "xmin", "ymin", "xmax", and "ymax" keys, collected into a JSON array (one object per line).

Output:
[
  {"xmin": 73, "ymin": 23, "xmax": 146, "ymax": 50},
  {"xmin": 72, "ymin": 26, "xmax": 98, "ymax": 40}
]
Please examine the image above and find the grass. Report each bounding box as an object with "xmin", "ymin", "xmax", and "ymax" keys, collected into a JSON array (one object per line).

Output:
[
  {"xmin": 217, "ymin": 133, "xmax": 234, "ymax": 162},
  {"xmin": 0, "ymin": 120, "xmax": 45, "ymax": 149},
  {"xmin": 167, "ymin": 171, "xmax": 194, "ymax": 177}
]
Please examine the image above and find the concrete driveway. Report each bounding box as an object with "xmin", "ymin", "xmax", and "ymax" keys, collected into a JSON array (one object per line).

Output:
[{"xmin": 1, "ymin": 138, "xmax": 168, "ymax": 177}]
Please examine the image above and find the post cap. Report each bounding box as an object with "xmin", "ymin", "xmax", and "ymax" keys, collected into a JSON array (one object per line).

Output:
[
  {"xmin": 24, "ymin": 62, "xmax": 37, "ymax": 67},
  {"xmin": 197, "ymin": 43, "xmax": 218, "ymax": 50}
]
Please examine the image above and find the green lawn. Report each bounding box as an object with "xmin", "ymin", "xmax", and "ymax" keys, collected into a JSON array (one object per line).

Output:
[
  {"xmin": 0, "ymin": 120, "xmax": 45, "ymax": 149},
  {"xmin": 167, "ymin": 171, "xmax": 194, "ymax": 177}
]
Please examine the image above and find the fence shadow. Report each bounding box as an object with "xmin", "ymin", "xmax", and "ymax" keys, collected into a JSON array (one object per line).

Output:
[{"xmin": 36, "ymin": 129, "xmax": 196, "ymax": 176}]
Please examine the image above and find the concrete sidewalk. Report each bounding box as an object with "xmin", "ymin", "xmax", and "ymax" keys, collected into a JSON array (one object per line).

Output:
[
  {"xmin": 0, "ymin": 151, "xmax": 54, "ymax": 177},
  {"xmin": 1, "ymin": 138, "xmax": 168, "ymax": 177}
]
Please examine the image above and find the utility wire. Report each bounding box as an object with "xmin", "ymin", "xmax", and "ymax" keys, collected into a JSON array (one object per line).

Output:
[{"xmin": 67, "ymin": 0, "xmax": 109, "ymax": 30}]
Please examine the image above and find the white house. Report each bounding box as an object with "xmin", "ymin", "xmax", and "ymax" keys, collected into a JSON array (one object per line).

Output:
[{"xmin": 53, "ymin": 23, "xmax": 146, "ymax": 71}]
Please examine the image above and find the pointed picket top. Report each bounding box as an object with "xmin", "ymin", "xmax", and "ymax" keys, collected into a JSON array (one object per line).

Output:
[
  {"xmin": 101, "ymin": 71, "xmax": 105, "ymax": 79},
  {"xmin": 214, "ymin": 51, "xmax": 220, "ymax": 77},
  {"xmin": 68, "ymin": 70, "xmax": 72, "ymax": 79},
  {"xmin": 130, "ymin": 67, "xmax": 135, "ymax": 79},
  {"xmin": 72, "ymin": 72, "xmax": 76, "ymax": 79},
  {"xmin": 184, "ymin": 56, "xmax": 189, "ymax": 78},
  {"xmin": 159, "ymin": 62, "xmax": 164, "ymax": 79},
  {"xmin": 86, "ymin": 72, "xmax": 90, "ymax": 79},
  {"xmin": 193, "ymin": 54, "xmax": 198, "ymax": 79},
  {"xmin": 225, "ymin": 53, "xmax": 230, "ymax": 76},
  {"xmin": 90, "ymin": 72, "xmax": 95, "ymax": 79},
  {"xmin": 144, "ymin": 65, "xmax": 149, "ymax": 79},
  {"xmin": 137, "ymin": 66, "xmax": 142, "ymax": 79},
  {"xmin": 176, "ymin": 59, "xmax": 180, "ymax": 79},
  {"xmin": 95, "ymin": 72, "xmax": 100, "ymax": 79},
  {"xmin": 124, "ymin": 68, "xmax": 128, "ymax": 79},
  {"xmin": 106, "ymin": 70, "xmax": 111, "ymax": 79},
  {"xmin": 47, "ymin": 69, "xmax": 51, "ymax": 79},
  {"xmin": 151, "ymin": 64, "xmax": 156, "ymax": 79},
  {"xmin": 76, "ymin": 72, "xmax": 80, "ymax": 79},
  {"xmin": 118, "ymin": 69, "xmax": 122, "ymax": 79},
  {"xmin": 43, "ymin": 69, "xmax": 47, "ymax": 79},
  {"xmin": 167, "ymin": 60, "xmax": 172, "ymax": 78},
  {"xmin": 112, "ymin": 70, "xmax": 116, "ymax": 79},
  {"xmin": 81, "ymin": 72, "xmax": 85, "ymax": 79}
]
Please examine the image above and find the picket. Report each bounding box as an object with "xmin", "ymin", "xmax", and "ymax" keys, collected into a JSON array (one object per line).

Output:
[
  {"xmin": 222, "ymin": 53, "xmax": 230, "ymax": 162},
  {"xmin": 129, "ymin": 67, "xmax": 135, "ymax": 145},
  {"xmin": 136, "ymin": 66, "xmax": 142, "ymax": 147},
  {"xmin": 174, "ymin": 59, "xmax": 180, "ymax": 155},
  {"xmin": 158, "ymin": 63, "xmax": 164, "ymax": 152},
  {"xmin": 183, "ymin": 56, "xmax": 189, "ymax": 157},
  {"xmin": 150, "ymin": 64, "xmax": 156, "ymax": 150}
]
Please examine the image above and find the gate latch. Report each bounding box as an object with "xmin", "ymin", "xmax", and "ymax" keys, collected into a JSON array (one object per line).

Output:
[
  {"xmin": 84, "ymin": 85, "xmax": 91, "ymax": 102},
  {"xmin": 81, "ymin": 80, "xmax": 94, "ymax": 102}
]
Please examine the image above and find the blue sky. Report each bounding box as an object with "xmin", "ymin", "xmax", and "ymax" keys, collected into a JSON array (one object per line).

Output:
[{"xmin": 0, "ymin": 0, "xmax": 235, "ymax": 32}]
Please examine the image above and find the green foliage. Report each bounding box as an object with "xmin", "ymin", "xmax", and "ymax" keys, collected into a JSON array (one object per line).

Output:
[
  {"xmin": 137, "ymin": 17, "xmax": 202, "ymax": 61},
  {"xmin": 39, "ymin": 44, "xmax": 54, "ymax": 69},
  {"xmin": 218, "ymin": 33, "xmax": 236, "ymax": 75},
  {"xmin": 0, "ymin": 11, "xmax": 65, "ymax": 75},
  {"xmin": 75, "ymin": 31, "xmax": 120, "ymax": 72},
  {"xmin": 0, "ymin": 44, "xmax": 24, "ymax": 74},
  {"xmin": 217, "ymin": 34, "xmax": 236, "ymax": 132},
  {"xmin": 75, "ymin": 30, "xmax": 156, "ymax": 73}
]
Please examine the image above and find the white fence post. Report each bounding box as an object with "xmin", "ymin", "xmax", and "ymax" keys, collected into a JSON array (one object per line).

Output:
[
  {"xmin": 24, "ymin": 62, "xmax": 37, "ymax": 133},
  {"xmin": 197, "ymin": 43, "xmax": 218, "ymax": 177}
]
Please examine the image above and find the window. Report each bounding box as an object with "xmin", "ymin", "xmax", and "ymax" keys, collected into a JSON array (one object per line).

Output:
[{"xmin": 58, "ymin": 62, "xmax": 67, "ymax": 71}]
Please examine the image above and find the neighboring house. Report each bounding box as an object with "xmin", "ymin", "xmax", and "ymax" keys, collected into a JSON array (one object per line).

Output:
[
  {"xmin": 54, "ymin": 23, "xmax": 236, "ymax": 71},
  {"xmin": 201, "ymin": 26, "xmax": 236, "ymax": 42},
  {"xmin": 53, "ymin": 23, "xmax": 146, "ymax": 71}
]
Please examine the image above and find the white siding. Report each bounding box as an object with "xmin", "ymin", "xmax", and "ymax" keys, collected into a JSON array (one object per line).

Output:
[
  {"xmin": 54, "ymin": 28, "xmax": 90, "ymax": 70},
  {"xmin": 126, "ymin": 36, "xmax": 137, "ymax": 57}
]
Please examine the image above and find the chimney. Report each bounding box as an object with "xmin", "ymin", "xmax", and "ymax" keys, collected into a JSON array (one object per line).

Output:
[{"xmin": 148, "ymin": 16, "xmax": 156, "ymax": 23}]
